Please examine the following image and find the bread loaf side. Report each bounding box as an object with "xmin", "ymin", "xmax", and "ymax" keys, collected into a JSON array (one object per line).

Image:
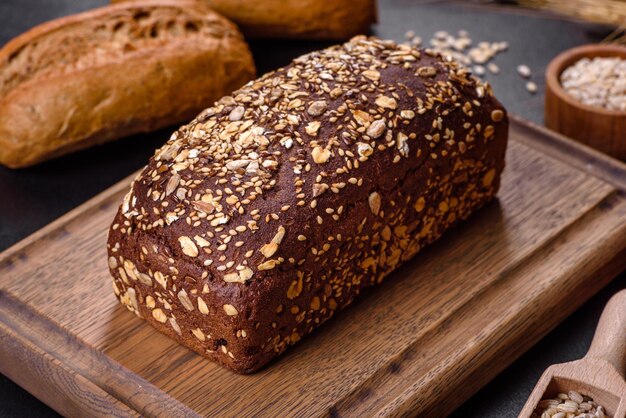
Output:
[
  {"xmin": 111, "ymin": 0, "xmax": 378, "ymax": 40},
  {"xmin": 0, "ymin": 1, "xmax": 255, "ymax": 168},
  {"xmin": 107, "ymin": 36, "xmax": 508, "ymax": 373}
]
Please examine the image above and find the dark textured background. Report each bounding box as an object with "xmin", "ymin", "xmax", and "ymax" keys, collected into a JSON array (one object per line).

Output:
[{"xmin": 0, "ymin": 1, "xmax": 624, "ymax": 416}]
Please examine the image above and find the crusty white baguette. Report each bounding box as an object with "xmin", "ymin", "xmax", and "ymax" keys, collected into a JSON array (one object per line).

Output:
[
  {"xmin": 111, "ymin": 0, "xmax": 378, "ymax": 40},
  {"xmin": 0, "ymin": 1, "xmax": 255, "ymax": 168}
]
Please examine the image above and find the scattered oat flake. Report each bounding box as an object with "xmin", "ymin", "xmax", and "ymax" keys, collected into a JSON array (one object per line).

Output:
[
  {"xmin": 311, "ymin": 146, "xmax": 331, "ymax": 164},
  {"xmin": 417, "ymin": 66, "xmax": 437, "ymax": 77},
  {"xmin": 400, "ymin": 110, "xmax": 415, "ymax": 120},
  {"xmin": 307, "ymin": 100, "xmax": 327, "ymax": 116},
  {"xmin": 229, "ymin": 106, "xmax": 245, "ymax": 121},
  {"xmin": 305, "ymin": 121, "xmax": 321, "ymax": 136},
  {"xmin": 369, "ymin": 192, "xmax": 382, "ymax": 215},
  {"xmin": 363, "ymin": 69, "xmax": 381, "ymax": 81},
  {"xmin": 491, "ymin": 109, "xmax": 504, "ymax": 122},
  {"xmin": 487, "ymin": 62, "xmax": 499, "ymax": 74},
  {"xmin": 367, "ymin": 119, "xmax": 386, "ymax": 138},
  {"xmin": 223, "ymin": 304, "xmax": 238, "ymax": 316},
  {"xmin": 178, "ymin": 236, "xmax": 198, "ymax": 257},
  {"xmin": 353, "ymin": 109, "xmax": 371, "ymax": 125},
  {"xmin": 517, "ymin": 64, "xmax": 531, "ymax": 78},
  {"xmin": 375, "ymin": 95, "xmax": 397, "ymax": 109}
]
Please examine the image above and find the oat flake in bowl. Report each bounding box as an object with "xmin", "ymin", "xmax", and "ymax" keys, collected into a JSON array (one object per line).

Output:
[{"xmin": 560, "ymin": 56, "xmax": 626, "ymax": 111}]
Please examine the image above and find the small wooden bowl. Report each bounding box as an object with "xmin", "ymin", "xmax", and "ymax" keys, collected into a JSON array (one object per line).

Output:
[{"xmin": 545, "ymin": 44, "xmax": 626, "ymax": 161}]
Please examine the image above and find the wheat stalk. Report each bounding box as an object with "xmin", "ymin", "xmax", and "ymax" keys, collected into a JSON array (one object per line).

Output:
[
  {"xmin": 515, "ymin": 0, "xmax": 626, "ymax": 26},
  {"xmin": 602, "ymin": 26, "xmax": 626, "ymax": 45}
]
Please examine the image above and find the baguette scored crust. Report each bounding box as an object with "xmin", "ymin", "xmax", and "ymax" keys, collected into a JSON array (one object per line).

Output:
[
  {"xmin": 111, "ymin": 0, "xmax": 378, "ymax": 40},
  {"xmin": 107, "ymin": 36, "xmax": 508, "ymax": 373},
  {"xmin": 0, "ymin": 1, "xmax": 255, "ymax": 168}
]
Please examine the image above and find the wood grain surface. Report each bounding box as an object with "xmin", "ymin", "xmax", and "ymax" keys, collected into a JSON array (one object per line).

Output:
[{"xmin": 0, "ymin": 117, "xmax": 625, "ymax": 418}]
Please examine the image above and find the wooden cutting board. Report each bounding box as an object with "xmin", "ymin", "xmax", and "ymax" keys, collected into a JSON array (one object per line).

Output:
[{"xmin": 0, "ymin": 116, "xmax": 625, "ymax": 418}]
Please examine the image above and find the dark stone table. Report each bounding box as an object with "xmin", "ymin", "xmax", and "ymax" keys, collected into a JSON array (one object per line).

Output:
[{"xmin": 0, "ymin": 1, "xmax": 624, "ymax": 416}]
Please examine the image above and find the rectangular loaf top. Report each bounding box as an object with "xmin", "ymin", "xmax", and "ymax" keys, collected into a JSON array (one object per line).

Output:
[{"xmin": 108, "ymin": 36, "xmax": 508, "ymax": 373}]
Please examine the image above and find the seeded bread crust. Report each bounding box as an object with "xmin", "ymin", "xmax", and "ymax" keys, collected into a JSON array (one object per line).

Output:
[
  {"xmin": 111, "ymin": 0, "xmax": 378, "ymax": 40},
  {"xmin": 0, "ymin": 1, "xmax": 255, "ymax": 168},
  {"xmin": 107, "ymin": 36, "xmax": 508, "ymax": 373}
]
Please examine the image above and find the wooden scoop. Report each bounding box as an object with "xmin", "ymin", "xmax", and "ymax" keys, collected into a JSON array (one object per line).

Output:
[{"xmin": 519, "ymin": 289, "xmax": 626, "ymax": 418}]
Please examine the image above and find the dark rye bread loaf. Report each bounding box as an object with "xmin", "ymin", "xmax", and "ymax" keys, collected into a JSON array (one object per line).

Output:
[{"xmin": 107, "ymin": 36, "xmax": 508, "ymax": 373}]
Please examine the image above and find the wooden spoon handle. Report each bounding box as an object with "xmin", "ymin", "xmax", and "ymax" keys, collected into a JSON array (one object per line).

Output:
[{"xmin": 585, "ymin": 289, "xmax": 626, "ymax": 378}]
